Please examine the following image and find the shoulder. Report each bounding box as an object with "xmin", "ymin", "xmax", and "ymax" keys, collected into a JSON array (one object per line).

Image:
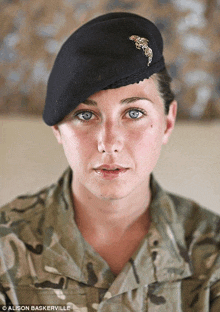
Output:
[
  {"xmin": 166, "ymin": 191, "xmax": 220, "ymax": 279},
  {"xmin": 151, "ymin": 175, "xmax": 220, "ymax": 237},
  {"xmin": 0, "ymin": 184, "xmax": 55, "ymax": 237},
  {"xmin": 0, "ymin": 168, "xmax": 72, "ymax": 238},
  {"xmin": 167, "ymin": 191, "xmax": 220, "ymax": 237}
]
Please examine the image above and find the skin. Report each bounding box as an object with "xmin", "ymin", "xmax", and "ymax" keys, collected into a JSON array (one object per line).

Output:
[{"xmin": 52, "ymin": 76, "xmax": 177, "ymax": 274}]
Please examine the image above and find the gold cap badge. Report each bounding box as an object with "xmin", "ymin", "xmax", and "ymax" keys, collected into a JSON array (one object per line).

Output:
[{"xmin": 129, "ymin": 35, "xmax": 153, "ymax": 66}]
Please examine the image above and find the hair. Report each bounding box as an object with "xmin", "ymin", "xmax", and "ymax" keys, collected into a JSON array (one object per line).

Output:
[{"xmin": 153, "ymin": 68, "xmax": 175, "ymax": 114}]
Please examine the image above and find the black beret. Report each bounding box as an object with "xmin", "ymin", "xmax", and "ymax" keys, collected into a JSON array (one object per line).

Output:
[{"xmin": 43, "ymin": 12, "xmax": 165, "ymax": 126}]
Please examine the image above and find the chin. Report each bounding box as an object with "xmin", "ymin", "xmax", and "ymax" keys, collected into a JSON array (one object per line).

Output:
[
  {"xmin": 100, "ymin": 193, "xmax": 127, "ymax": 201},
  {"xmin": 92, "ymin": 185, "xmax": 133, "ymax": 201}
]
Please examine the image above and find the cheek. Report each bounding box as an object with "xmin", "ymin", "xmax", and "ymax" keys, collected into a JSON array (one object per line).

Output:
[
  {"xmin": 129, "ymin": 121, "xmax": 164, "ymax": 147},
  {"xmin": 61, "ymin": 128, "xmax": 94, "ymax": 163},
  {"xmin": 129, "ymin": 123, "xmax": 165, "ymax": 164}
]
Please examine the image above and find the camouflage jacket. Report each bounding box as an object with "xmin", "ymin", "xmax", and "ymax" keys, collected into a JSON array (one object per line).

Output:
[{"xmin": 0, "ymin": 168, "xmax": 220, "ymax": 311}]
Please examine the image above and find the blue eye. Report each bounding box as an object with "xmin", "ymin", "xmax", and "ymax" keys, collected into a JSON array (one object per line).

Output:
[
  {"xmin": 77, "ymin": 111, "xmax": 93, "ymax": 120},
  {"xmin": 128, "ymin": 109, "xmax": 143, "ymax": 119}
]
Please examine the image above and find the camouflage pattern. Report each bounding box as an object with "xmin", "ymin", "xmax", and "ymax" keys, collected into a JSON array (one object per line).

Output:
[{"xmin": 0, "ymin": 167, "xmax": 220, "ymax": 311}]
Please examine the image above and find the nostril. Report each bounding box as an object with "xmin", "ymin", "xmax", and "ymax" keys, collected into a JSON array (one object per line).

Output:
[{"xmin": 100, "ymin": 148, "xmax": 118, "ymax": 154}]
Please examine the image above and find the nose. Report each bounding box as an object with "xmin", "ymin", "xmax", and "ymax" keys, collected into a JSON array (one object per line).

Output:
[{"xmin": 98, "ymin": 120, "xmax": 123, "ymax": 154}]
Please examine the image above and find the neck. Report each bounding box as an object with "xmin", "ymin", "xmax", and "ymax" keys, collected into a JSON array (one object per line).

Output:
[{"xmin": 71, "ymin": 177, "xmax": 152, "ymax": 240}]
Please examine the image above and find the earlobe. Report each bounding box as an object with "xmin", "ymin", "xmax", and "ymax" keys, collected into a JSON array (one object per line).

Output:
[
  {"xmin": 162, "ymin": 100, "xmax": 177, "ymax": 145},
  {"xmin": 51, "ymin": 125, "xmax": 62, "ymax": 144}
]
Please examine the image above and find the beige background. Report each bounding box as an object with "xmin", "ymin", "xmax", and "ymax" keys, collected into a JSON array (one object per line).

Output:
[{"xmin": 1, "ymin": 116, "xmax": 220, "ymax": 214}]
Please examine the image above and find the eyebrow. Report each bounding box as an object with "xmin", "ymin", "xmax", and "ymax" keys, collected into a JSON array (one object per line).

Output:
[
  {"xmin": 120, "ymin": 97, "xmax": 151, "ymax": 104},
  {"xmin": 82, "ymin": 97, "xmax": 151, "ymax": 106},
  {"xmin": 82, "ymin": 99, "xmax": 97, "ymax": 106}
]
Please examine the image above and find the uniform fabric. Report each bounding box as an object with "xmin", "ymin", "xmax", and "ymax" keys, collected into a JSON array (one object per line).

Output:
[
  {"xmin": 0, "ymin": 168, "xmax": 220, "ymax": 311},
  {"xmin": 43, "ymin": 12, "xmax": 165, "ymax": 126}
]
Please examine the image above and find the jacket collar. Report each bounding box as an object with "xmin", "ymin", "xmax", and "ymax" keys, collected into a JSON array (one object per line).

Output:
[{"xmin": 42, "ymin": 168, "xmax": 192, "ymax": 296}]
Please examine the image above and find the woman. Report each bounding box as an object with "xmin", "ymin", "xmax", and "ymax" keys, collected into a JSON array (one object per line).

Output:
[{"xmin": 1, "ymin": 12, "xmax": 220, "ymax": 311}]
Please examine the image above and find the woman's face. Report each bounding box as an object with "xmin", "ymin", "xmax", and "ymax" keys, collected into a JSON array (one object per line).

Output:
[{"xmin": 52, "ymin": 77, "xmax": 177, "ymax": 200}]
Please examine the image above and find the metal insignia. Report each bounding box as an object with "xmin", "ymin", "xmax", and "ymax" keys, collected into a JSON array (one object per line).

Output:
[{"xmin": 129, "ymin": 35, "xmax": 153, "ymax": 66}]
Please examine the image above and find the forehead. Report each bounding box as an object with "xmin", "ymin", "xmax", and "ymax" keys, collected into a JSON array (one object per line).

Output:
[{"xmin": 85, "ymin": 76, "xmax": 162, "ymax": 104}]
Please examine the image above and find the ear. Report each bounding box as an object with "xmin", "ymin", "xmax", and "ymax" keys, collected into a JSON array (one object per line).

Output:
[
  {"xmin": 51, "ymin": 125, "xmax": 62, "ymax": 144},
  {"xmin": 162, "ymin": 100, "xmax": 177, "ymax": 145}
]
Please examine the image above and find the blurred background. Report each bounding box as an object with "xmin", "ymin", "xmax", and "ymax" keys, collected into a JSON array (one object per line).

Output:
[{"xmin": 1, "ymin": 0, "xmax": 220, "ymax": 213}]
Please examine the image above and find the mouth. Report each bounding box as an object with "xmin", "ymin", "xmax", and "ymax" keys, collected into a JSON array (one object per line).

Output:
[{"xmin": 93, "ymin": 165, "xmax": 129, "ymax": 180}]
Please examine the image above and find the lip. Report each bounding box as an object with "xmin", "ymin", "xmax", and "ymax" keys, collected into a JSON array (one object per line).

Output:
[
  {"xmin": 93, "ymin": 164, "xmax": 129, "ymax": 180},
  {"xmin": 94, "ymin": 164, "xmax": 128, "ymax": 170}
]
